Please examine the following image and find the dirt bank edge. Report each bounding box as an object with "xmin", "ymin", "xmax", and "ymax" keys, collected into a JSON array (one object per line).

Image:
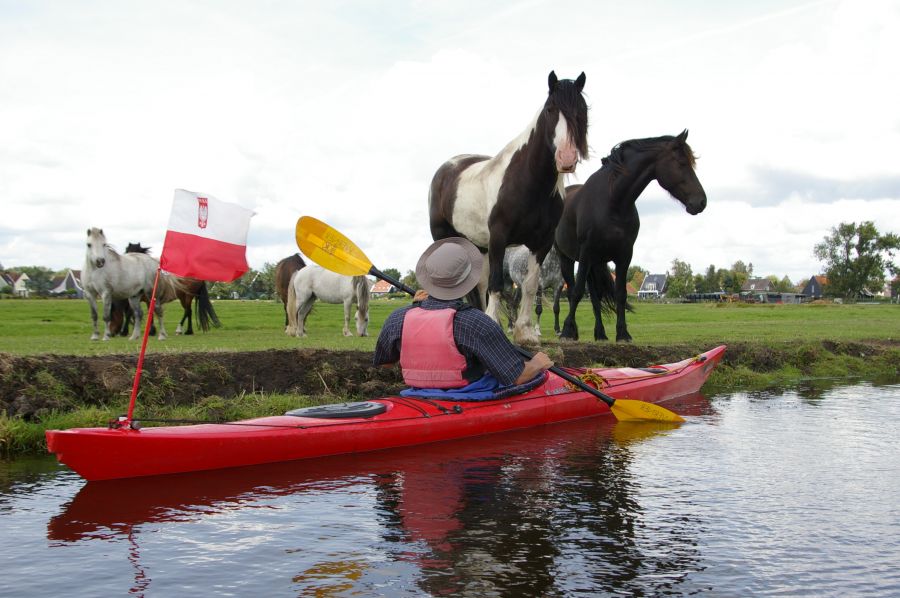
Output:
[{"xmin": 2, "ymin": 340, "xmax": 898, "ymax": 420}]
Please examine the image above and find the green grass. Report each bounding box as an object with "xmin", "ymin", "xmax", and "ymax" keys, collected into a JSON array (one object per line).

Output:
[{"xmin": 0, "ymin": 298, "xmax": 897, "ymax": 356}]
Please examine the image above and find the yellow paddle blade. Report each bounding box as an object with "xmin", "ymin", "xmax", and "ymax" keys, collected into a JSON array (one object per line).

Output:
[
  {"xmin": 610, "ymin": 399, "xmax": 686, "ymax": 423},
  {"xmin": 295, "ymin": 216, "xmax": 373, "ymax": 276}
]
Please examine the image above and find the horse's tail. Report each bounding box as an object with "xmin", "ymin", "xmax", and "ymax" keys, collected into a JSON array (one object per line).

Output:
[
  {"xmin": 194, "ymin": 282, "xmax": 221, "ymax": 332},
  {"xmin": 354, "ymin": 276, "xmax": 370, "ymax": 314},
  {"xmin": 587, "ymin": 264, "xmax": 619, "ymax": 316},
  {"xmin": 285, "ymin": 273, "xmax": 299, "ymax": 335}
]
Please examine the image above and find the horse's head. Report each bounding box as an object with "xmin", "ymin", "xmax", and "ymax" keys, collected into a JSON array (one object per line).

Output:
[
  {"xmin": 656, "ymin": 130, "xmax": 707, "ymax": 215},
  {"xmin": 86, "ymin": 227, "xmax": 109, "ymax": 269},
  {"xmin": 544, "ymin": 71, "xmax": 589, "ymax": 174}
]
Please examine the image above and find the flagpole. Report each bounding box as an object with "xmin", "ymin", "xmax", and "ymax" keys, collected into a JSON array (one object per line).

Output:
[{"xmin": 126, "ymin": 267, "xmax": 162, "ymax": 424}]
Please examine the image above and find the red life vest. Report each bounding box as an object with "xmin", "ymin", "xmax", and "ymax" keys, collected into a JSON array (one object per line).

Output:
[{"xmin": 400, "ymin": 307, "xmax": 468, "ymax": 388}]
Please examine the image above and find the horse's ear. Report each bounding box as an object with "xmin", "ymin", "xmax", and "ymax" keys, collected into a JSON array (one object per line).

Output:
[
  {"xmin": 575, "ymin": 72, "xmax": 586, "ymax": 92},
  {"xmin": 548, "ymin": 71, "xmax": 558, "ymax": 92},
  {"xmin": 86, "ymin": 228, "xmax": 91, "ymax": 236},
  {"xmin": 678, "ymin": 129, "xmax": 689, "ymax": 141}
]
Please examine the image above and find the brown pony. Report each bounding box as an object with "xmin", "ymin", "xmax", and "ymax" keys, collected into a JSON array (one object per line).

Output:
[{"xmin": 274, "ymin": 253, "xmax": 307, "ymax": 329}]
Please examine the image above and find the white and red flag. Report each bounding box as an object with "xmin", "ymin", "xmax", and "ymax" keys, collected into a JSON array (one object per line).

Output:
[{"xmin": 160, "ymin": 189, "xmax": 254, "ymax": 282}]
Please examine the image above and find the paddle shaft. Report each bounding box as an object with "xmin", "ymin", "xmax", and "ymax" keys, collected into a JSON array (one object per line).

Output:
[
  {"xmin": 369, "ymin": 266, "xmax": 416, "ymax": 296},
  {"xmin": 512, "ymin": 346, "xmax": 617, "ymax": 408}
]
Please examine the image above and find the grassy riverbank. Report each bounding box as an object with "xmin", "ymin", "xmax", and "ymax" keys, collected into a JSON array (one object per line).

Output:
[{"xmin": 1, "ymin": 299, "xmax": 898, "ymax": 456}]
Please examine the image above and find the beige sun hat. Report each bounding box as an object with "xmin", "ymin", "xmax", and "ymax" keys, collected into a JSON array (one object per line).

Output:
[{"xmin": 415, "ymin": 237, "xmax": 483, "ymax": 300}]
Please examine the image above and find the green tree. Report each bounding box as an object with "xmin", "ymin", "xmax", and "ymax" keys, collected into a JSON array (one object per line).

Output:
[
  {"xmin": 666, "ymin": 258, "xmax": 694, "ymax": 298},
  {"xmin": 776, "ymin": 275, "xmax": 796, "ymax": 293},
  {"xmin": 401, "ymin": 270, "xmax": 420, "ymax": 292},
  {"xmin": 254, "ymin": 262, "xmax": 277, "ymax": 299},
  {"xmin": 699, "ymin": 264, "xmax": 721, "ymax": 293},
  {"xmin": 382, "ymin": 268, "xmax": 402, "ymax": 283},
  {"xmin": 814, "ymin": 221, "xmax": 900, "ymax": 301},
  {"xmin": 21, "ymin": 266, "xmax": 56, "ymax": 297},
  {"xmin": 626, "ymin": 264, "xmax": 647, "ymax": 290},
  {"xmin": 692, "ymin": 273, "xmax": 705, "ymax": 294}
]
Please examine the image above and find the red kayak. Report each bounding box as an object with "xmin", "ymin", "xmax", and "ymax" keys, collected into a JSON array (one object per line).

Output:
[{"xmin": 46, "ymin": 345, "xmax": 725, "ymax": 481}]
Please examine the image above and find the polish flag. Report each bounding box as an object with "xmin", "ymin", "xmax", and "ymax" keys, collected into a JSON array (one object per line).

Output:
[{"xmin": 160, "ymin": 189, "xmax": 254, "ymax": 282}]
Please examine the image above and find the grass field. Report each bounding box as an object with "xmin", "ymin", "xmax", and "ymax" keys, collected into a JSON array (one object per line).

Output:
[{"xmin": 0, "ymin": 297, "xmax": 897, "ymax": 356}]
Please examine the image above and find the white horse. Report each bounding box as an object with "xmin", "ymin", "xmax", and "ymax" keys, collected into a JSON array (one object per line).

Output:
[
  {"xmin": 82, "ymin": 227, "xmax": 167, "ymax": 341},
  {"xmin": 503, "ymin": 245, "xmax": 565, "ymax": 336},
  {"xmin": 285, "ymin": 265, "xmax": 371, "ymax": 337}
]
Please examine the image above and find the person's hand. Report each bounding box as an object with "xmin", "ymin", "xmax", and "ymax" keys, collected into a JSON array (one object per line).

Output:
[
  {"xmin": 413, "ymin": 290, "xmax": 429, "ymax": 302},
  {"xmin": 530, "ymin": 351, "xmax": 554, "ymax": 371}
]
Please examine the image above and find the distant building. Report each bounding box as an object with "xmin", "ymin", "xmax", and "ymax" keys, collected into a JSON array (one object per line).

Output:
[
  {"xmin": 370, "ymin": 279, "xmax": 396, "ymax": 296},
  {"xmin": 50, "ymin": 269, "xmax": 84, "ymax": 298},
  {"xmin": 0, "ymin": 272, "xmax": 12, "ymax": 294},
  {"xmin": 800, "ymin": 275, "xmax": 828, "ymax": 299},
  {"xmin": 638, "ymin": 274, "xmax": 668, "ymax": 299}
]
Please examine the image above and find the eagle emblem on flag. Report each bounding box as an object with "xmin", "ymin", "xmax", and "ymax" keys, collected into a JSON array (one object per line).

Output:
[{"xmin": 197, "ymin": 197, "xmax": 209, "ymax": 229}]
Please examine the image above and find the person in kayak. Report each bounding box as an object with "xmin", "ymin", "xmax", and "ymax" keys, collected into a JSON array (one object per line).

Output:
[{"xmin": 374, "ymin": 237, "xmax": 553, "ymax": 390}]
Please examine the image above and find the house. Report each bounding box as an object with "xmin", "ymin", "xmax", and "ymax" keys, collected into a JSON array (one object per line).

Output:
[
  {"xmin": 2, "ymin": 271, "xmax": 31, "ymax": 297},
  {"xmin": 800, "ymin": 275, "xmax": 828, "ymax": 299},
  {"xmin": 0, "ymin": 272, "xmax": 12, "ymax": 294},
  {"xmin": 50, "ymin": 269, "xmax": 84, "ymax": 298},
  {"xmin": 637, "ymin": 274, "xmax": 667, "ymax": 299},
  {"xmin": 370, "ymin": 279, "xmax": 396, "ymax": 296}
]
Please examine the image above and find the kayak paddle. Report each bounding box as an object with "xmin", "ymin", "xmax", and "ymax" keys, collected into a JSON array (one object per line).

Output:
[{"xmin": 295, "ymin": 216, "xmax": 686, "ymax": 423}]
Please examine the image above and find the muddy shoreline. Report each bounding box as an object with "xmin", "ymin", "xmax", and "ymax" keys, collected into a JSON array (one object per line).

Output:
[{"xmin": 2, "ymin": 339, "xmax": 898, "ymax": 420}]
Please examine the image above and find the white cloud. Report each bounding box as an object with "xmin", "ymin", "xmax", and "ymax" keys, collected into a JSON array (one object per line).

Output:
[{"xmin": 1, "ymin": 0, "xmax": 899, "ymax": 288}]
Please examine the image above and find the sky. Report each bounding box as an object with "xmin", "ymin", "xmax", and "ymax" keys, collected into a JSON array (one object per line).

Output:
[{"xmin": 2, "ymin": 0, "xmax": 899, "ymax": 284}]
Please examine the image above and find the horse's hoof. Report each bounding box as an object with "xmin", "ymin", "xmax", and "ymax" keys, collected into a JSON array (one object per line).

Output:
[
  {"xmin": 158, "ymin": 334, "xmax": 168, "ymax": 341},
  {"xmin": 90, "ymin": 335, "xmax": 99, "ymax": 341},
  {"xmin": 102, "ymin": 336, "xmax": 111, "ymax": 342},
  {"xmin": 616, "ymin": 335, "xmax": 633, "ymax": 343},
  {"xmin": 514, "ymin": 330, "xmax": 540, "ymax": 346}
]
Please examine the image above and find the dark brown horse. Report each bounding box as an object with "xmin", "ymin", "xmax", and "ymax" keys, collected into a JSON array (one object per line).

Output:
[
  {"xmin": 274, "ymin": 253, "xmax": 307, "ymax": 329},
  {"xmin": 555, "ymin": 130, "xmax": 707, "ymax": 342},
  {"xmin": 428, "ymin": 70, "xmax": 588, "ymax": 344}
]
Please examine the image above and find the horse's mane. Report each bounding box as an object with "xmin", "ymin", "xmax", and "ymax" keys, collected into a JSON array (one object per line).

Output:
[
  {"xmin": 126, "ymin": 242, "xmax": 152, "ymax": 255},
  {"xmin": 547, "ymin": 79, "xmax": 589, "ymax": 157},
  {"xmin": 601, "ymin": 134, "xmax": 697, "ymax": 181}
]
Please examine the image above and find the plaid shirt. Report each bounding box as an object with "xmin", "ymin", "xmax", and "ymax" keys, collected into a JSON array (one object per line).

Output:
[{"xmin": 373, "ymin": 297, "xmax": 525, "ymax": 386}]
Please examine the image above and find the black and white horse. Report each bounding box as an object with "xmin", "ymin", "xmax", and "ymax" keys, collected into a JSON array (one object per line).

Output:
[{"xmin": 428, "ymin": 71, "xmax": 588, "ymax": 344}]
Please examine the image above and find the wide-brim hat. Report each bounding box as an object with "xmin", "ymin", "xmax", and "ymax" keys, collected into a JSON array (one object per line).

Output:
[{"xmin": 415, "ymin": 237, "xmax": 483, "ymax": 300}]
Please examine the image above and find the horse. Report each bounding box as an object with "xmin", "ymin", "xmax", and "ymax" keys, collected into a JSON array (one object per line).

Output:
[
  {"xmin": 285, "ymin": 265, "xmax": 371, "ymax": 337},
  {"xmin": 274, "ymin": 253, "xmax": 307, "ymax": 330},
  {"xmin": 82, "ymin": 228, "xmax": 167, "ymax": 341},
  {"xmin": 502, "ymin": 245, "xmax": 565, "ymax": 336},
  {"xmin": 555, "ymin": 130, "xmax": 707, "ymax": 342},
  {"xmin": 428, "ymin": 70, "xmax": 588, "ymax": 345},
  {"xmin": 112, "ymin": 243, "xmax": 220, "ymax": 336}
]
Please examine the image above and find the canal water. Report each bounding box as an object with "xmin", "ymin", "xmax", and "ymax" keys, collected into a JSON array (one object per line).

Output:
[{"xmin": 2, "ymin": 382, "xmax": 899, "ymax": 597}]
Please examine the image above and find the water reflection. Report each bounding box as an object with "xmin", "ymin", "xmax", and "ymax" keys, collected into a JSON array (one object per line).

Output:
[{"xmin": 48, "ymin": 393, "xmax": 714, "ymax": 596}]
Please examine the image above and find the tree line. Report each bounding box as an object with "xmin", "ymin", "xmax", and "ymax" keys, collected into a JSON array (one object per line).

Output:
[{"xmin": 3, "ymin": 221, "xmax": 897, "ymax": 301}]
